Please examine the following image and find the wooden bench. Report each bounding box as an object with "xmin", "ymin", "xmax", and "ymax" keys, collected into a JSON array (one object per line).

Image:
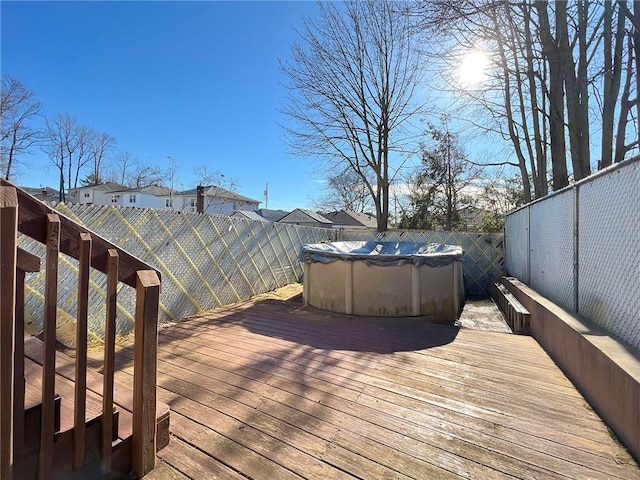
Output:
[{"xmin": 490, "ymin": 281, "xmax": 530, "ymax": 334}]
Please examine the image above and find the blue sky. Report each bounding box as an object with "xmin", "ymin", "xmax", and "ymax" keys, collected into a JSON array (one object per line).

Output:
[{"xmin": 1, "ymin": 1, "xmax": 328, "ymax": 211}]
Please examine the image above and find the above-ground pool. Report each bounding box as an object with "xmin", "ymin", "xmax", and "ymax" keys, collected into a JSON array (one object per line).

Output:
[{"xmin": 300, "ymin": 241, "xmax": 465, "ymax": 323}]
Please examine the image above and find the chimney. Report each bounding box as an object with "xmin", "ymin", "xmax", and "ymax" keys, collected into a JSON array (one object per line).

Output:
[
  {"xmin": 196, "ymin": 185, "xmax": 205, "ymax": 213},
  {"xmin": 41, "ymin": 188, "xmax": 47, "ymax": 200}
]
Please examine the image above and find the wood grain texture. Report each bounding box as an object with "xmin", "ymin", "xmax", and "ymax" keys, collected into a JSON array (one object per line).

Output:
[
  {"xmin": 0, "ymin": 187, "xmax": 17, "ymax": 480},
  {"xmin": 38, "ymin": 213, "xmax": 60, "ymax": 480},
  {"xmin": 17, "ymin": 248, "xmax": 40, "ymax": 273},
  {"xmin": 73, "ymin": 232, "xmax": 91, "ymax": 469},
  {"xmin": 102, "ymin": 249, "xmax": 119, "ymax": 473},
  {"xmin": 132, "ymin": 270, "xmax": 160, "ymax": 477},
  {"xmin": 90, "ymin": 295, "xmax": 640, "ymax": 480}
]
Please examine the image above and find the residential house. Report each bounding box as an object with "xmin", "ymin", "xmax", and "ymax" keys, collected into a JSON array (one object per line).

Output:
[
  {"xmin": 178, "ymin": 186, "xmax": 261, "ymax": 215},
  {"xmin": 67, "ymin": 182, "xmax": 127, "ymax": 205},
  {"xmin": 110, "ymin": 185, "xmax": 177, "ymax": 209},
  {"xmin": 277, "ymin": 208, "xmax": 333, "ymax": 228},
  {"xmin": 321, "ymin": 209, "xmax": 377, "ymax": 229},
  {"xmin": 21, "ymin": 186, "xmax": 61, "ymax": 202},
  {"xmin": 66, "ymin": 182, "xmax": 260, "ymax": 215}
]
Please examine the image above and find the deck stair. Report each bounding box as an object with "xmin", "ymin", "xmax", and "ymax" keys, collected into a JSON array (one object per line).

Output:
[
  {"xmin": 16, "ymin": 336, "xmax": 170, "ymax": 479},
  {"xmin": 1, "ymin": 181, "xmax": 168, "ymax": 479},
  {"xmin": 490, "ymin": 280, "xmax": 531, "ymax": 334}
]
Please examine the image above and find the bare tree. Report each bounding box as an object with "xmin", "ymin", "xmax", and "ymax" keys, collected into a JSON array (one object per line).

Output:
[
  {"xmin": 0, "ymin": 76, "xmax": 42, "ymax": 180},
  {"xmin": 105, "ymin": 150, "xmax": 135, "ymax": 185},
  {"xmin": 104, "ymin": 150, "xmax": 161, "ymax": 188},
  {"xmin": 87, "ymin": 132, "xmax": 116, "ymax": 185},
  {"xmin": 42, "ymin": 113, "xmax": 97, "ymax": 199},
  {"xmin": 193, "ymin": 164, "xmax": 238, "ymax": 192},
  {"xmin": 71, "ymin": 125, "xmax": 93, "ymax": 189},
  {"xmin": 281, "ymin": 1, "xmax": 424, "ymax": 231},
  {"xmin": 127, "ymin": 159, "xmax": 162, "ymax": 188},
  {"xmin": 190, "ymin": 164, "xmax": 240, "ymax": 211},
  {"xmin": 160, "ymin": 157, "xmax": 182, "ymax": 209},
  {"xmin": 42, "ymin": 113, "xmax": 76, "ymax": 201},
  {"xmin": 475, "ymin": 175, "xmax": 526, "ymax": 233},
  {"xmin": 312, "ymin": 168, "xmax": 373, "ymax": 213},
  {"xmin": 413, "ymin": 0, "xmax": 637, "ymax": 199}
]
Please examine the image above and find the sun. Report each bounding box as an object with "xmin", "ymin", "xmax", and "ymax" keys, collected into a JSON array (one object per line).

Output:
[{"xmin": 456, "ymin": 50, "xmax": 490, "ymax": 88}]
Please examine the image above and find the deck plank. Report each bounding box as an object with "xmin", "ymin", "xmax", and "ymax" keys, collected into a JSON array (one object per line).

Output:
[{"xmin": 90, "ymin": 295, "xmax": 640, "ymax": 480}]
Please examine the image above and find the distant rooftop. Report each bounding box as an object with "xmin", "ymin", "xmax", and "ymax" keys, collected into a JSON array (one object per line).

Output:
[
  {"xmin": 254, "ymin": 208, "xmax": 289, "ymax": 222},
  {"xmin": 322, "ymin": 209, "xmax": 377, "ymax": 228},
  {"xmin": 232, "ymin": 210, "xmax": 268, "ymax": 222}
]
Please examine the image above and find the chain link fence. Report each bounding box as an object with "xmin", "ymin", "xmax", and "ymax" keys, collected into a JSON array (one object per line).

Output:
[
  {"xmin": 19, "ymin": 203, "xmax": 503, "ymax": 343},
  {"xmin": 505, "ymin": 157, "xmax": 640, "ymax": 351}
]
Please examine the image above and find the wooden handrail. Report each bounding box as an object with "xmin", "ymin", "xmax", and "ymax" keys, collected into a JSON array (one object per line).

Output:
[
  {"xmin": 2, "ymin": 181, "xmax": 162, "ymax": 478},
  {"xmin": 0, "ymin": 178, "xmax": 161, "ymax": 288}
]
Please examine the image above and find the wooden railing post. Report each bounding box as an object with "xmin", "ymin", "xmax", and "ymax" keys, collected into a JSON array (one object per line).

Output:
[
  {"xmin": 0, "ymin": 187, "xmax": 18, "ymax": 480},
  {"xmin": 13, "ymin": 249, "xmax": 40, "ymax": 478},
  {"xmin": 101, "ymin": 249, "xmax": 119, "ymax": 474},
  {"xmin": 73, "ymin": 233, "xmax": 91, "ymax": 469},
  {"xmin": 132, "ymin": 270, "xmax": 160, "ymax": 477},
  {"xmin": 39, "ymin": 214, "xmax": 60, "ymax": 480}
]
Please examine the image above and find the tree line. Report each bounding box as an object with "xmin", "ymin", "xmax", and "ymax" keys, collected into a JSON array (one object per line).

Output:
[
  {"xmin": 1, "ymin": 76, "xmax": 235, "ymax": 202},
  {"xmin": 5, "ymin": 2, "xmax": 638, "ymax": 229},
  {"xmin": 283, "ymin": 0, "xmax": 640, "ymax": 231}
]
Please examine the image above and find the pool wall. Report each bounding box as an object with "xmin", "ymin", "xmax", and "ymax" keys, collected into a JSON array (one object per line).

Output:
[{"xmin": 302, "ymin": 242, "xmax": 464, "ymax": 322}]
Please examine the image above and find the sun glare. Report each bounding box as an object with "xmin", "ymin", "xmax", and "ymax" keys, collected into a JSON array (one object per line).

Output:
[{"xmin": 456, "ymin": 50, "xmax": 489, "ymax": 88}]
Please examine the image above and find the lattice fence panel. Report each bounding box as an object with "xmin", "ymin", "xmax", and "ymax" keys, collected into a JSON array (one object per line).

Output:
[
  {"xmin": 19, "ymin": 203, "xmax": 333, "ymax": 343},
  {"xmin": 338, "ymin": 229, "xmax": 504, "ymax": 297}
]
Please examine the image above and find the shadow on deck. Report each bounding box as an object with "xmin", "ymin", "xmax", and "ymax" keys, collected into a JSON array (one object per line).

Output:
[{"xmin": 88, "ymin": 293, "xmax": 640, "ymax": 480}]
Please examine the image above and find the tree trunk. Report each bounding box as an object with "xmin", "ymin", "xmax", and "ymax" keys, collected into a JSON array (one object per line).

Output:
[
  {"xmin": 536, "ymin": 0, "xmax": 569, "ymax": 190},
  {"xmin": 522, "ymin": 5, "xmax": 548, "ymax": 197},
  {"xmin": 559, "ymin": 1, "xmax": 590, "ymax": 181},
  {"xmin": 601, "ymin": 2, "xmax": 625, "ymax": 169},
  {"xmin": 492, "ymin": 10, "xmax": 533, "ymax": 202}
]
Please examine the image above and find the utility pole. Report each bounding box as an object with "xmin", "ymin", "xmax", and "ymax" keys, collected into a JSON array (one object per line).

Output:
[{"xmin": 264, "ymin": 182, "xmax": 269, "ymax": 209}]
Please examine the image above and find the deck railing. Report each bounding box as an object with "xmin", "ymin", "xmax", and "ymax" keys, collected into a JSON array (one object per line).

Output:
[{"xmin": 0, "ymin": 181, "xmax": 161, "ymax": 479}]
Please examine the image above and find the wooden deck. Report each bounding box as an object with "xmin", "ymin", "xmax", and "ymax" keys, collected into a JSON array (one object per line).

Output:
[{"xmin": 88, "ymin": 290, "xmax": 640, "ymax": 480}]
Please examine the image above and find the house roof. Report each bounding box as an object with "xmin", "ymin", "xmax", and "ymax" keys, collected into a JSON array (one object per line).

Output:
[
  {"xmin": 322, "ymin": 210, "xmax": 377, "ymax": 228},
  {"xmin": 20, "ymin": 186, "xmax": 60, "ymax": 201},
  {"xmin": 253, "ymin": 209, "xmax": 289, "ymax": 222},
  {"xmin": 109, "ymin": 184, "xmax": 174, "ymax": 196},
  {"xmin": 68, "ymin": 182, "xmax": 126, "ymax": 192},
  {"xmin": 179, "ymin": 185, "xmax": 261, "ymax": 204},
  {"xmin": 278, "ymin": 208, "xmax": 333, "ymax": 225},
  {"xmin": 231, "ymin": 210, "xmax": 268, "ymax": 222}
]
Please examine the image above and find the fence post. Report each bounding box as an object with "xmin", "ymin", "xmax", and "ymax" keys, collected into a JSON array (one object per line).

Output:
[
  {"xmin": 0, "ymin": 187, "xmax": 18, "ymax": 480},
  {"xmin": 526, "ymin": 205, "xmax": 531, "ymax": 284},
  {"xmin": 573, "ymin": 185, "xmax": 580, "ymax": 313},
  {"xmin": 132, "ymin": 270, "xmax": 160, "ymax": 477}
]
